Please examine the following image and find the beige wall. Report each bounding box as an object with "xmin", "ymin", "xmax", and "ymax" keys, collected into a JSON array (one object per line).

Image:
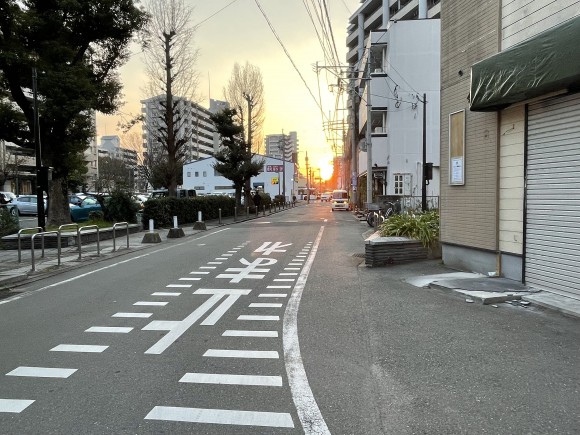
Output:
[
  {"xmin": 440, "ymin": 0, "xmax": 501, "ymax": 251},
  {"xmin": 502, "ymin": 0, "xmax": 580, "ymax": 49},
  {"xmin": 498, "ymin": 106, "xmax": 525, "ymax": 254}
]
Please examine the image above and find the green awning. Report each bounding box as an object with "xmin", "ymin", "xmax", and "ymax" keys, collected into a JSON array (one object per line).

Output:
[{"xmin": 470, "ymin": 15, "xmax": 580, "ymax": 112}]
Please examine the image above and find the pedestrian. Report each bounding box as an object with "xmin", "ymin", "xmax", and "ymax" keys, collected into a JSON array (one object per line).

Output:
[
  {"xmin": 253, "ymin": 191, "xmax": 262, "ymax": 211},
  {"xmin": 292, "ymin": 195, "xmax": 296, "ymax": 206}
]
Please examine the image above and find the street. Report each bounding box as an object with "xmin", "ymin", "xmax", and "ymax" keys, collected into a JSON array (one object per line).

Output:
[{"xmin": 1, "ymin": 203, "xmax": 579, "ymax": 434}]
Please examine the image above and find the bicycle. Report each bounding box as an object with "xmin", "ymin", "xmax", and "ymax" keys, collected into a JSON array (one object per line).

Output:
[{"xmin": 366, "ymin": 201, "xmax": 400, "ymax": 228}]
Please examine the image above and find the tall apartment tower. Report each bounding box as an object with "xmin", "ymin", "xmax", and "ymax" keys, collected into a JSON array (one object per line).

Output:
[
  {"xmin": 265, "ymin": 131, "xmax": 298, "ymax": 162},
  {"xmin": 141, "ymin": 95, "xmax": 220, "ymax": 164}
]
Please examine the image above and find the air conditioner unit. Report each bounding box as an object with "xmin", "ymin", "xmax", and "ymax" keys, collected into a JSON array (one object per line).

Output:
[{"xmin": 374, "ymin": 127, "xmax": 383, "ymax": 133}]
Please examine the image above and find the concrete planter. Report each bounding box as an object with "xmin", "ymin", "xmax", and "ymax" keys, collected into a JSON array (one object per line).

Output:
[{"xmin": 365, "ymin": 233, "xmax": 428, "ymax": 267}]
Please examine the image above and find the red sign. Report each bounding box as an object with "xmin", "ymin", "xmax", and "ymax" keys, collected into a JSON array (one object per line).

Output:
[{"xmin": 266, "ymin": 165, "xmax": 284, "ymax": 172}]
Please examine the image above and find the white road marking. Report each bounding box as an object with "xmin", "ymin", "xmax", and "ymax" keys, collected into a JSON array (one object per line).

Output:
[
  {"xmin": 284, "ymin": 227, "xmax": 330, "ymax": 434},
  {"xmin": 180, "ymin": 277, "xmax": 200, "ymax": 281},
  {"xmin": 267, "ymin": 285, "xmax": 291, "ymax": 289},
  {"xmin": 204, "ymin": 349, "xmax": 279, "ymax": 359},
  {"xmin": 50, "ymin": 344, "xmax": 108, "ymax": 353},
  {"xmin": 217, "ymin": 258, "xmax": 277, "ymax": 283},
  {"xmin": 249, "ymin": 303, "xmax": 283, "ymax": 308},
  {"xmin": 288, "ymin": 264, "xmax": 302, "ymax": 267},
  {"xmin": 152, "ymin": 292, "xmax": 181, "ymax": 296},
  {"xmin": 180, "ymin": 373, "xmax": 283, "ymax": 387},
  {"xmin": 273, "ymin": 279, "xmax": 295, "ymax": 282},
  {"xmin": 292, "ymin": 259, "xmax": 305, "ymax": 262},
  {"xmin": 197, "ymin": 243, "xmax": 206, "ymax": 246},
  {"xmin": 112, "ymin": 312, "xmax": 152, "ymax": 318},
  {"xmin": 142, "ymin": 321, "xmax": 181, "ymax": 331},
  {"xmin": 7, "ymin": 367, "xmax": 77, "ymax": 378},
  {"xmin": 0, "ymin": 399, "xmax": 35, "ymax": 413},
  {"xmin": 222, "ymin": 330, "xmax": 278, "ymax": 337},
  {"xmin": 166, "ymin": 284, "xmax": 192, "ymax": 288},
  {"xmin": 254, "ymin": 242, "xmax": 292, "ymax": 255},
  {"xmin": 216, "ymin": 257, "xmax": 228, "ymax": 260},
  {"xmin": 284, "ymin": 268, "xmax": 301, "ymax": 271},
  {"xmin": 259, "ymin": 293, "xmax": 288, "ymax": 298},
  {"xmin": 208, "ymin": 262, "xmax": 222, "ymax": 265},
  {"xmin": 238, "ymin": 315, "xmax": 279, "ymax": 321},
  {"xmin": 134, "ymin": 301, "xmax": 168, "ymax": 306},
  {"xmin": 279, "ymin": 273, "xmax": 298, "ymax": 276},
  {"xmin": 86, "ymin": 326, "xmax": 133, "ymax": 333},
  {"xmin": 222, "ymin": 254, "xmax": 233, "ymax": 257},
  {"xmin": 296, "ymin": 255, "xmax": 306, "ymax": 258},
  {"xmin": 190, "ymin": 271, "xmax": 209, "ymax": 275},
  {"xmin": 200, "ymin": 266, "xmax": 216, "ymax": 270},
  {"xmin": 144, "ymin": 406, "xmax": 294, "ymax": 428}
]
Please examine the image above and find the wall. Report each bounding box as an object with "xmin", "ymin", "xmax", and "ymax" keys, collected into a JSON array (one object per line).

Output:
[{"xmin": 440, "ymin": 0, "xmax": 501, "ymax": 268}]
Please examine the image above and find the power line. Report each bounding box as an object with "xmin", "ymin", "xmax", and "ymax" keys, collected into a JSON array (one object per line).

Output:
[{"xmin": 195, "ymin": 0, "xmax": 241, "ymax": 27}]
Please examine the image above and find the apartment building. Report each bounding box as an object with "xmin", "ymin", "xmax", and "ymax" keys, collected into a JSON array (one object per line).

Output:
[
  {"xmin": 441, "ymin": 0, "xmax": 580, "ymax": 300},
  {"xmin": 345, "ymin": 0, "xmax": 441, "ymax": 209},
  {"xmin": 264, "ymin": 132, "xmax": 298, "ymax": 162}
]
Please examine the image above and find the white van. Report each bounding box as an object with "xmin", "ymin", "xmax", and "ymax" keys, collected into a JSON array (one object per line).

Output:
[{"xmin": 330, "ymin": 189, "xmax": 350, "ymax": 211}]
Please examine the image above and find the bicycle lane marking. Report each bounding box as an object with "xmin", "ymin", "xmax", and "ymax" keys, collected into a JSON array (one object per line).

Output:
[{"xmin": 283, "ymin": 225, "xmax": 330, "ymax": 435}]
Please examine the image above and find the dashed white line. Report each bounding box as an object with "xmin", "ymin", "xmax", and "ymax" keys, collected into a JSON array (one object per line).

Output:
[
  {"xmin": 6, "ymin": 367, "xmax": 77, "ymax": 378},
  {"xmin": 284, "ymin": 268, "xmax": 301, "ymax": 271},
  {"xmin": 273, "ymin": 279, "xmax": 295, "ymax": 282},
  {"xmin": 0, "ymin": 399, "xmax": 35, "ymax": 413},
  {"xmin": 50, "ymin": 344, "xmax": 108, "ymax": 353},
  {"xmin": 279, "ymin": 273, "xmax": 298, "ymax": 276},
  {"xmin": 267, "ymin": 285, "xmax": 292, "ymax": 289},
  {"xmin": 238, "ymin": 315, "xmax": 279, "ymax": 321},
  {"xmin": 134, "ymin": 301, "xmax": 168, "ymax": 306},
  {"xmin": 86, "ymin": 326, "xmax": 133, "ymax": 333},
  {"xmin": 190, "ymin": 271, "xmax": 210, "ymax": 275},
  {"xmin": 204, "ymin": 349, "xmax": 279, "ymax": 359},
  {"xmin": 152, "ymin": 292, "xmax": 181, "ymax": 296},
  {"xmin": 180, "ymin": 277, "xmax": 200, "ymax": 281},
  {"xmin": 208, "ymin": 262, "xmax": 222, "ymax": 265},
  {"xmin": 259, "ymin": 293, "xmax": 288, "ymax": 298},
  {"xmin": 216, "ymin": 257, "xmax": 228, "ymax": 260},
  {"xmin": 112, "ymin": 312, "xmax": 152, "ymax": 318},
  {"xmin": 222, "ymin": 330, "xmax": 278, "ymax": 337},
  {"xmin": 249, "ymin": 303, "xmax": 283, "ymax": 308},
  {"xmin": 144, "ymin": 406, "xmax": 294, "ymax": 428},
  {"xmin": 179, "ymin": 373, "xmax": 283, "ymax": 387},
  {"xmin": 199, "ymin": 266, "xmax": 216, "ymax": 270},
  {"xmin": 166, "ymin": 284, "xmax": 192, "ymax": 288}
]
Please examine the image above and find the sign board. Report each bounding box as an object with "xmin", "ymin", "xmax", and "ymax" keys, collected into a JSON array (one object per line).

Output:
[{"xmin": 266, "ymin": 165, "xmax": 284, "ymax": 172}]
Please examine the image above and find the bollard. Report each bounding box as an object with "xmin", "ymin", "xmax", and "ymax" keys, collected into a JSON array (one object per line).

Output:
[
  {"xmin": 173, "ymin": 216, "xmax": 178, "ymax": 228},
  {"xmin": 149, "ymin": 219, "xmax": 154, "ymax": 233},
  {"xmin": 234, "ymin": 207, "xmax": 238, "ymax": 222},
  {"xmin": 218, "ymin": 208, "xmax": 222, "ymax": 225},
  {"xmin": 197, "ymin": 211, "xmax": 202, "ymax": 222}
]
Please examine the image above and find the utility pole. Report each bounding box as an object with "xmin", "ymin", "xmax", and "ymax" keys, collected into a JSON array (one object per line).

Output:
[
  {"xmin": 419, "ymin": 93, "xmax": 427, "ymax": 212},
  {"xmin": 305, "ymin": 152, "xmax": 310, "ymax": 204},
  {"xmin": 32, "ymin": 67, "xmax": 45, "ymax": 230},
  {"xmin": 365, "ymin": 58, "xmax": 373, "ymax": 208}
]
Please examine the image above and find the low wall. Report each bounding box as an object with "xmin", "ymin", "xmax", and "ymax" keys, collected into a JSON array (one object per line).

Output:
[{"xmin": 365, "ymin": 233, "xmax": 428, "ymax": 267}]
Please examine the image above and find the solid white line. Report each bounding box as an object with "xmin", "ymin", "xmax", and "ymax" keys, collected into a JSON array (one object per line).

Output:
[
  {"xmin": 204, "ymin": 349, "xmax": 279, "ymax": 359},
  {"xmin": 284, "ymin": 226, "xmax": 330, "ymax": 434},
  {"xmin": 222, "ymin": 330, "xmax": 278, "ymax": 337},
  {"xmin": 7, "ymin": 367, "xmax": 77, "ymax": 378},
  {"xmin": 50, "ymin": 344, "xmax": 108, "ymax": 353},
  {"xmin": 134, "ymin": 301, "xmax": 168, "ymax": 306},
  {"xmin": 144, "ymin": 406, "xmax": 294, "ymax": 428},
  {"xmin": 166, "ymin": 284, "xmax": 192, "ymax": 288},
  {"xmin": 112, "ymin": 312, "xmax": 152, "ymax": 318},
  {"xmin": 249, "ymin": 303, "xmax": 283, "ymax": 308},
  {"xmin": 266, "ymin": 286, "xmax": 291, "ymax": 289},
  {"xmin": 0, "ymin": 399, "xmax": 35, "ymax": 413},
  {"xmin": 180, "ymin": 373, "xmax": 283, "ymax": 387},
  {"xmin": 152, "ymin": 292, "xmax": 181, "ymax": 296},
  {"xmin": 86, "ymin": 326, "xmax": 133, "ymax": 333},
  {"xmin": 238, "ymin": 315, "xmax": 279, "ymax": 321}
]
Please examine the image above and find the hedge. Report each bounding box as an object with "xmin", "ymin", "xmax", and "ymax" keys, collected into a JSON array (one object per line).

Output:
[{"xmin": 142, "ymin": 196, "xmax": 236, "ymax": 228}]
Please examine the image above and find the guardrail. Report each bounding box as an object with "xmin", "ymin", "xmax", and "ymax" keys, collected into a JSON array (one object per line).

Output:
[
  {"xmin": 31, "ymin": 231, "xmax": 60, "ymax": 272},
  {"xmin": 78, "ymin": 225, "xmax": 100, "ymax": 260},
  {"xmin": 112, "ymin": 222, "xmax": 129, "ymax": 252},
  {"xmin": 17, "ymin": 227, "xmax": 43, "ymax": 263}
]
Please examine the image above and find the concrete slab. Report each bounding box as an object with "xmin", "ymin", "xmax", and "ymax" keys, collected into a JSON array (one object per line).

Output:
[
  {"xmin": 405, "ymin": 272, "xmax": 485, "ymax": 288},
  {"xmin": 522, "ymin": 293, "xmax": 580, "ymax": 319},
  {"xmin": 432, "ymin": 277, "xmax": 530, "ymax": 293}
]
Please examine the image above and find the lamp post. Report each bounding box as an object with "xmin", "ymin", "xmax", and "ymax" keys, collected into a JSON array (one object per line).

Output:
[{"xmin": 32, "ymin": 67, "xmax": 46, "ymax": 230}]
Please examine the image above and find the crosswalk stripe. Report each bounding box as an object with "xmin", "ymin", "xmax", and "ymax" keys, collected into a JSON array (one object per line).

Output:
[
  {"xmin": 144, "ymin": 406, "xmax": 294, "ymax": 428},
  {"xmin": 266, "ymin": 285, "xmax": 291, "ymax": 289},
  {"xmin": 204, "ymin": 349, "xmax": 279, "ymax": 359},
  {"xmin": 166, "ymin": 284, "xmax": 192, "ymax": 288},
  {"xmin": 85, "ymin": 326, "xmax": 133, "ymax": 333},
  {"xmin": 249, "ymin": 303, "xmax": 283, "ymax": 308},
  {"xmin": 6, "ymin": 367, "xmax": 77, "ymax": 378},
  {"xmin": 0, "ymin": 399, "xmax": 35, "ymax": 413},
  {"xmin": 238, "ymin": 315, "xmax": 279, "ymax": 321},
  {"xmin": 50, "ymin": 344, "xmax": 108, "ymax": 353},
  {"xmin": 152, "ymin": 292, "xmax": 181, "ymax": 296},
  {"xmin": 273, "ymin": 279, "xmax": 295, "ymax": 282},
  {"xmin": 179, "ymin": 373, "xmax": 282, "ymax": 386},
  {"xmin": 259, "ymin": 293, "xmax": 288, "ymax": 298},
  {"xmin": 190, "ymin": 271, "xmax": 209, "ymax": 275},
  {"xmin": 222, "ymin": 330, "xmax": 278, "ymax": 337},
  {"xmin": 112, "ymin": 312, "xmax": 152, "ymax": 318},
  {"xmin": 134, "ymin": 301, "xmax": 168, "ymax": 306}
]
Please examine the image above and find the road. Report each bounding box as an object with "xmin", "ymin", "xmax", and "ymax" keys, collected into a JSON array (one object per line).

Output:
[{"xmin": 1, "ymin": 202, "xmax": 579, "ymax": 434}]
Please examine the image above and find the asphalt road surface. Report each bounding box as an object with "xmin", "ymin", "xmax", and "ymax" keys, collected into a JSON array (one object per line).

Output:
[{"xmin": 1, "ymin": 202, "xmax": 579, "ymax": 434}]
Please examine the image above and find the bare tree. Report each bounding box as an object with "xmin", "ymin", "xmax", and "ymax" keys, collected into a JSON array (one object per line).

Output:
[
  {"xmin": 121, "ymin": 131, "xmax": 144, "ymax": 165},
  {"xmin": 223, "ymin": 62, "xmax": 266, "ymax": 155},
  {"xmin": 142, "ymin": 0, "xmax": 200, "ymax": 197}
]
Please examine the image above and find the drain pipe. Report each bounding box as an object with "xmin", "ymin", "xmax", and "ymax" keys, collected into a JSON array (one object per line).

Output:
[{"xmin": 418, "ymin": 0, "xmax": 427, "ymax": 19}]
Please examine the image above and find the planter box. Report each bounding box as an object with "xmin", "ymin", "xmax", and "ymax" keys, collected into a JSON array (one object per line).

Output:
[
  {"xmin": 365, "ymin": 234, "xmax": 428, "ymax": 267},
  {"xmin": 1, "ymin": 224, "xmax": 141, "ymax": 250}
]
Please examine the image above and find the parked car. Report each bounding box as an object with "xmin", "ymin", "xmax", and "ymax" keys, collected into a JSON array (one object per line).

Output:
[
  {"xmin": 320, "ymin": 191, "xmax": 332, "ymax": 202},
  {"xmin": 0, "ymin": 191, "xmax": 17, "ymax": 202},
  {"xmin": 12, "ymin": 194, "xmax": 47, "ymax": 216},
  {"xmin": 0, "ymin": 192, "xmax": 17, "ymax": 216},
  {"xmin": 70, "ymin": 196, "xmax": 102, "ymax": 222},
  {"xmin": 68, "ymin": 194, "xmax": 86, "ymax": 206}
]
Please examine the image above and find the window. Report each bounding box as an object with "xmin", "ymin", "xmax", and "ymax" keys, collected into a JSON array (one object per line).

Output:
[
  {"xmin": 203, "ymin": 171, "xmax": 207, "ymax": 177},
  {"xmin": 187, "ymin": 172, "xmax": 191, "ymax": 177},
  {"xmin": 394, "ymin": 174, "xmax": 404, "ymax": 195},
  {"xmin": 194, "ymin": 171, "xmax": 199, "ymax": 177}
]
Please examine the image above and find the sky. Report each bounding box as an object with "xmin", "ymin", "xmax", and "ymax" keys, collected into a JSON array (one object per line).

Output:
[{"xmin": 96, "ymin": 0, "xmax": 360, "ymax": 181}]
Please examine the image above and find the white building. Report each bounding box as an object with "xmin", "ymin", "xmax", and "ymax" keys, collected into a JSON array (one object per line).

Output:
[
  {"xmin": 182, "ymin": 155, "xmax": 296, "ymax": 200},
  {"xmin": 141, "ymin": 95, "xmax": 220, "ymax": 163},
  {"xmin": 99, "ymin": 135, "xmax": 138, "ymax": 167},
  {"xmin": 264, "ymin": 131, "xmax": 298, "ymax": 161},
  {"xmin": 346, "ymin": 0, "xmax": 441, "ymax": 207}
]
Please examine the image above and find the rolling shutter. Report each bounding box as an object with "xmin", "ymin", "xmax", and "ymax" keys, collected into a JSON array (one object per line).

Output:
[{"xmin": 526, "ymin": 93, "xmax": 580, "ymax": 299}]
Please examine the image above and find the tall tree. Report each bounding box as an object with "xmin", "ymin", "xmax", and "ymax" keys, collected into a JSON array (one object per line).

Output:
[
  {"xmin": 223, "ymin": 62, "xmax": 266, "ymax": 154},
  {"xmin": 142, "ymin": 0, "xmax": 199, "ymax": 197},
  {"xmin": 211, "ymin": 108, "xmax": 264, "ymax": 209},
  {"xmin": 0, "ymin": 0, "xmax": 148, "ymax": 225}
]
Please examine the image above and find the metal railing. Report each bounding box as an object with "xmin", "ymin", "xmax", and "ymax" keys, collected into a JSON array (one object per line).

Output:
[
  {"xmin": 78, "ymin": 225, "xmax": 100, "ymax": 260},
  {"xmin": 30, "ymin": 231, "xmax": 60, "ymax": 272},
  {"xmin": 17, "ymin": 227, "xmax": 42, "ymax": 263},
  {"xmin": 112, "ymin": 222, "xmax": 129, "ymax": 252}
]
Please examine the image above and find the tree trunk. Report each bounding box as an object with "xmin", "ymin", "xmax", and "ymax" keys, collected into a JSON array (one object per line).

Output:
[{"xmin": 47, "ymin": 176, "xmax": 71, "ymax": 226}]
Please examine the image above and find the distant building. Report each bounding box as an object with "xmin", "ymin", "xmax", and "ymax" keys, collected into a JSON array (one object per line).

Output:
[
  {"xmin": 264, "ymin": 132, "xmax": 298, "ymax": 162},
  {"xmin": 99, "ymin": 135, "xmax": 138, "ymax": 167},
  {"xmin": 141, "ymin": 95, "xmax": 221, "ymax": 164},
  {"xmin": 209, "ymin": 98, "xmax": 229, "ymax": 114}
]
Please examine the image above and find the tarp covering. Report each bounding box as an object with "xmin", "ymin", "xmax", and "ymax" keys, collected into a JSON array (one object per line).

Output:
[{"xmin": 470, "ymin": 16, "xmax": 580, "ymax": 111}]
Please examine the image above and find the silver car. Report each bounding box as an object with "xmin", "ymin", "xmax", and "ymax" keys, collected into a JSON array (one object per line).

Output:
[{"xmin": 13, "ymin": 195, "xmax": 47, "ymax": 216}]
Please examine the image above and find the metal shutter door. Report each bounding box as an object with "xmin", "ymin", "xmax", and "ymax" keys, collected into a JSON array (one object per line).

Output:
[{"xmin": 526, "ymin": 93, "xmax": 580, "ymax": 299}]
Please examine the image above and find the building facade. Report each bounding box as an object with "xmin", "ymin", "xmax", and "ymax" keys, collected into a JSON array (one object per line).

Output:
[
  {"xmin": 264, "ymin": 132, "xmax": 298, "ymax": 161},
  {"xmin": 441, "ymin": 0, "xmax": 580, "ymax": 300},
  {"xmin": 346, "ymin": 0, "xmax": 441, "ymax": 209}
]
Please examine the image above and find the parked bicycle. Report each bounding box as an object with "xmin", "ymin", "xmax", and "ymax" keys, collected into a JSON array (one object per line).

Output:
[{"xmin": 366, "ymin": 200, "xmax": 401, "ymax": 228}]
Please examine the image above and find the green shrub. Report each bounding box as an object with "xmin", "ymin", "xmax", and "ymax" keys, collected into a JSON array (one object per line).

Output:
[
  {"xmin": 0, "ymin": 208, "xmax": 19, "ymax": 240},
  {"xmin": 378, "ymin": 210, "xmax": 439, "ymax": 248},
  {"xmin": 102, "ymin": 190, "xmax": 139, "ymax": 223},
  {"xmin": 143, "ymin": 195, "xmax": 236, "ymax": 228},
  {"xmin": 273, "ymin": 195, "xmax": 285, "ymax": 205}
]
